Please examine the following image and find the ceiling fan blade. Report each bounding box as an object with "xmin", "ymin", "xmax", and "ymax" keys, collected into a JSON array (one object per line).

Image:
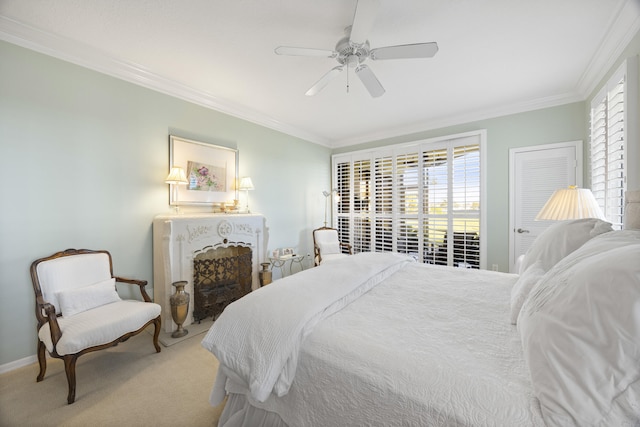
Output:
[
  {"xmin": 349, "ymin": 0, "xmax": 380, "ymax": 46},
  {"xmin": 355, "ymin": 65, "xmax": 385, "ymax": 98},
  {"xmin": 370, "ymin": 42, "xmax": 439, "ymax": 60},
  {"xmin": 305, "ymin": 66, "xmax": 344, "ymax": 96},
  {"xmin": 275, "ymin": 46, "xmax": 337, "ymax": 58}
]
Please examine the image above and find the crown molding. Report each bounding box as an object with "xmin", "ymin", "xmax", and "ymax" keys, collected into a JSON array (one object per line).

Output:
[
  {"xmin": 331, "ymin": 91, "xmax": 584, "ymax": 148},
  {"xmin": 2, "ymin": 5, "xmax": 638, "ymax": 150},
  {"xmin": 576, "ymin": 0, "xmax": 640, "ymax": 98},
  {"xmin": 0, "ymin": 16, "xmax": 331, "ymax": 147},
  {"xmin": 334, "ymin": 0, "xmax": 640, "ymax": 148}
]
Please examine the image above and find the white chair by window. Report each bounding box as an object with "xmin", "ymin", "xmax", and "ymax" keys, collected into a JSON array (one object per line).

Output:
[
  {"xmin": 30, "ymin": 248, "xmax": 162, "ymax": 404},
  {"xmin": 312, "ymin": 227, "xmax": 353, "ymax": 266}
]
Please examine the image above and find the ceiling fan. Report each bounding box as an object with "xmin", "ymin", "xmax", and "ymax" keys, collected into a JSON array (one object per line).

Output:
[{"xmin": 274, "ymin": 0, "xmax": 438, "ymax": 98}]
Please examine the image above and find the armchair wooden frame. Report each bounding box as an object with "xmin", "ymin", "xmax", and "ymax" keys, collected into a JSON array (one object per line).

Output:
[
  {"xmin": 30, "ymin": 248, "xmax": 162, "ymax": 404},
  {"xmin": 312, "ymin": 226, "xmax": 353, "ymax": 266}
]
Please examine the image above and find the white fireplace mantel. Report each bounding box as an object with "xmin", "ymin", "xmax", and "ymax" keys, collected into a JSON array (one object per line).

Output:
[{"xmin": 152, "ymin": 213, "xmax": 268, "ymax": 334}]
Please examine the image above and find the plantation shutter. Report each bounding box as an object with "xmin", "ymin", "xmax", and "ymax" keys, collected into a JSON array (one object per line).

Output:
[
  {"xmin": 353, "ymin": 158, "xmax": 371, "ymax": 253},
  {"xmin": 422, "ymin": 146, "xmax": 449, "ymax": 265},
  {"xmin": 449, "ymin": 143, "xmax": 481, "ymax": 267},
  {"xmin": 606, "ymin": 76, "xmax": 626, "ymax": 227},
  {"xmin": 395, "ymin": 151, "xmax": 420, "ymax": 257},
  {"xmin": 335, "ymin": 159, "xmax": 351, "ymax": 247},
  {"xmin": 374, "ymin": 153, "xmax": 394, "ymax": 252},
  {"xmin": 590, "ymin": 94, "xmax": 608, "ymax": 209},
  {"xmin": 332, "ymin": 132, "xmax": 483, "ymax": 269},
  {"xmin": 590, "ymin": 62, "xmax": 629, "ymax": 229}
]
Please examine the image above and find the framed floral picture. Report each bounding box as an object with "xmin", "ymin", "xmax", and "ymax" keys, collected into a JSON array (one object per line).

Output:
[{"xmin": 169, "ymin": 135, "xmax": 238, "ymax": 206}]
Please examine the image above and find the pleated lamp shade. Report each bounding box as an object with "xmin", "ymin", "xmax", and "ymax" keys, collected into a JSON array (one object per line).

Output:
[
  {"xmin": 165, "ymin": 167, "xmax": 188, "ymax": 185},
  {"xmin": 239, "ymin": 177, "xmax": 255, "ymax": 191},
  {"xmin": 535, "ymin": 186, "xmax": 606, "ymax": 221}
]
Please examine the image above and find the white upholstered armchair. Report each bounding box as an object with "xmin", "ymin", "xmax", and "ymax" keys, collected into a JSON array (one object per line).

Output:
[
  {"xmin": 29, "ymin": 249, "xmax": 162, "ymax": 404},
  {"xmin": 312, "ymin": 227, "xmax": 353, "ymax": 266}
]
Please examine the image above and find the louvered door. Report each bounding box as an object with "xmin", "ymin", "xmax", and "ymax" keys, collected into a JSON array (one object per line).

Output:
[{"xmin": 509, "ymin": 142, "xmax": 580, "ymax": 272}]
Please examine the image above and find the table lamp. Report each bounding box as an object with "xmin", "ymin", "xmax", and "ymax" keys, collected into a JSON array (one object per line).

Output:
[
  {"xmin": 535, "ymin": 186, "xmax": 606, "ymax": 220},
  {"xmin": 165, "ymin": 166, "xmax": 188, "ymax": 213},
  {"xmin": 239, "ymin": 177, "xmax": 254, "ymax": 213}
]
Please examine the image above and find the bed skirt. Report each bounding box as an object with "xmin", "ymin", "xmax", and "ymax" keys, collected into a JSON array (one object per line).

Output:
[{"xmin": 218, "ymin": 393, "xmax": 288, "ymax": 427}]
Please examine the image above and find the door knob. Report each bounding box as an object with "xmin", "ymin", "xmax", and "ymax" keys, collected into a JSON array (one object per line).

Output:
[{"xmin": 516, "ymin": 228, "xmax": 530, "ymax": 233}]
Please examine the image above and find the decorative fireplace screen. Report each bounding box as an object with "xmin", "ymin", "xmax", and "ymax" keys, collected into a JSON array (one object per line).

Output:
[{"xmin": 192, "ymin": 245, "xmax": 252, "ymax": 322}]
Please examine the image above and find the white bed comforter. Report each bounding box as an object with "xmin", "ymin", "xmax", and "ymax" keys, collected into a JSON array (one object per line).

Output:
[
  {"xmin": 203, "ymin": 255, "xmax": 546, "ymax": 426},
  {"xmin": 201, "ymin": 252, "xmax": 412, "ymax": 403}
]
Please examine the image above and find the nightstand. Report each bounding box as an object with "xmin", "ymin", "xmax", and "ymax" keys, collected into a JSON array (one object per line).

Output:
[{"xmin": 269, "ymin": 254, "xmax": 306, "ymax": 277}]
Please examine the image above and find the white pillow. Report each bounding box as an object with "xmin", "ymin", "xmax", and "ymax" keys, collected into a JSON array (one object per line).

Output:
[
  {"xmin": 55, "ymin": 277, "xmax": 121, "ymax": 317},
  {"xmin": 519, "ymin": 244, "xmax": 640, "ymax": 425},
  {"xmin": 518, "ymin": 230, "xmax": 640, "ymax": 327},
  {"xmin": 509, "ymin": 260, "xmax": 544, "ymax": 325},
  {"xmin": 317, "ymin": 241, "xmax": 340, "ymax": 255},
  {"xmin": 519, "ymin": 218, "xmax": 612, "ymax": 273}
]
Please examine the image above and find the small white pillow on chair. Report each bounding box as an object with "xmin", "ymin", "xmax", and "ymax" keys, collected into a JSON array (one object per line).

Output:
[
  {"xmin": 317, "ymin": 241, "xmax": 340, "ymax": 255},
  {"xmin": 56, "ymin": 277, "xmax": 121, "ymax": 317}
]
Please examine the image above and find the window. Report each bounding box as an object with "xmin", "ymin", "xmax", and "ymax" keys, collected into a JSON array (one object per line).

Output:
[
  {"xmin": 590, "ymin": 58, "xmax": 638, "ymax": 229},
  {"xmin": 333, "ymin": 132, "xmax": 484, "ymax": 269}
]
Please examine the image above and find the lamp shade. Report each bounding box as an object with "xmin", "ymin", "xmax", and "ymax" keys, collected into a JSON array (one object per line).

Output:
[
  {"xmin": 165, "ymin": 167, "xmax": 188, "ymax": 185},
  {"xmin": 535, "ymin": 186, "xmax": 606, "ymax": 221},
  {"xmin": 239, "ymin": 177, "xmax": 254, "ymax": 190}
]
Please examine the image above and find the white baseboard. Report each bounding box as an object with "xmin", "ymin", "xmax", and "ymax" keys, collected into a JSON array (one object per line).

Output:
[{"xmin": 0, "ymin": 354, "xmax": 38, "ymax": 375}]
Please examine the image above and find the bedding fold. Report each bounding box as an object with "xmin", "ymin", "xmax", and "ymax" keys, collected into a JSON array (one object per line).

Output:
[{"xmin": 201, "ymin": 252, "xmax": 413, "ymax": 403}]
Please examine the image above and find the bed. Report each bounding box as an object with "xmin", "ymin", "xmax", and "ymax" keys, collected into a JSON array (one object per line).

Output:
[{"xmin": 201, "ymin": 192, "xmax": 640, "ymax": 427}]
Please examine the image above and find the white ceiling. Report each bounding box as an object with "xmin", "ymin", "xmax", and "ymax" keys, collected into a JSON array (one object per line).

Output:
[{"xmin": 1, "ymin": 0, "xmax": 639, "ymax": 148}]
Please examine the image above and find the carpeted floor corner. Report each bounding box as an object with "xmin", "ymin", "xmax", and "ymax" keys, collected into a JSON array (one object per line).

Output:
[{"xmin": 0, "ymin": 327, "xmax": 224, "ymax": 427}]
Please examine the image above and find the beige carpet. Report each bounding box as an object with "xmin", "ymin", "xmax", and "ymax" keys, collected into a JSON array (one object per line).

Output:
[{"xmin": 0, "ymin": 326, "xmax": 224, "ymax": 427}]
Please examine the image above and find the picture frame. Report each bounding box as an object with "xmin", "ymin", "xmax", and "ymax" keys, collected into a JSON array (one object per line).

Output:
[
  {"xmin": 282, "ymin": 247, "xmax": 294, "ymax": 256},
  {"xmin": 169, "ymin": 135, "xmax": 238, "ymax": 206}
]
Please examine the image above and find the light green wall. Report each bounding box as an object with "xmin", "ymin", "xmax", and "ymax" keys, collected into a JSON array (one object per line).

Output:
[
  {"xmin": 2, "ymin": 25, "xmax": 639, "ymax": 367},
  {"xmin": 332, "ymin": 103, "xmax": 587, "ymax": 273},
  {"xmin": 0, "ymin": 40, "xmax": 331, "ymax": 366}
]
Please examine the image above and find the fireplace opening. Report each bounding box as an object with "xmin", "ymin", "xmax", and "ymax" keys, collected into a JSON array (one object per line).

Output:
[{"xmin": 192, "ymin": 245, "xmax": 252, "ymax": 322}]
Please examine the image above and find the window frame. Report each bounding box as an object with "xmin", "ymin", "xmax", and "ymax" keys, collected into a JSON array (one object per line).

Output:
[
  {"xmin": 589, "ymin": 56, "xmax": 639, "ymax": 229},
  {"xmin": 331, "ymin": 130, "xmax": 487, "ymax": 269}
]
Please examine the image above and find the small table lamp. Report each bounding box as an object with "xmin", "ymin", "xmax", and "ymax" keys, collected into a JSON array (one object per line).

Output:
[
  {"xmin": 239, "ymin": 177, "xmax": 254, "ymax": 213},
  {"xmin": 165, "ymin": 166, "xmax": 188, "ymax": 213},
  {"xmin": 535, "ymin": 186, "xmax": 606, "ymax": 220}
]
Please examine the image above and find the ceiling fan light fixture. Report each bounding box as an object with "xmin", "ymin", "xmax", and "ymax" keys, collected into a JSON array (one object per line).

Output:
[
  {"xmin": 275, "ymin": 0, "xmax": 437, "ymax": 97},
  {"xmin": 347, "ymin": 55, "xmax": 360, "ymax": 68}
]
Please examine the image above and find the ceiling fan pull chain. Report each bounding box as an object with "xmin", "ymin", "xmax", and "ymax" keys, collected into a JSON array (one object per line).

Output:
[{"xmin": 346, "ymin": 65, "xmax": 350, "ymax": 93}]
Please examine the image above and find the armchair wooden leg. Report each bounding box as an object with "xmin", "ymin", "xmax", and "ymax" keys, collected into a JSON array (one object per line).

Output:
[
  {"xmin": 36, "ymin": 340, "xmax": 47, "ymax": 382},
  {"xmin": 63, "ymin": 355, "xmax": 78, "ymax": 404},
  {"xmin": 152, "ymin": 317, "xmax": 161, "ymax": 353}
]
